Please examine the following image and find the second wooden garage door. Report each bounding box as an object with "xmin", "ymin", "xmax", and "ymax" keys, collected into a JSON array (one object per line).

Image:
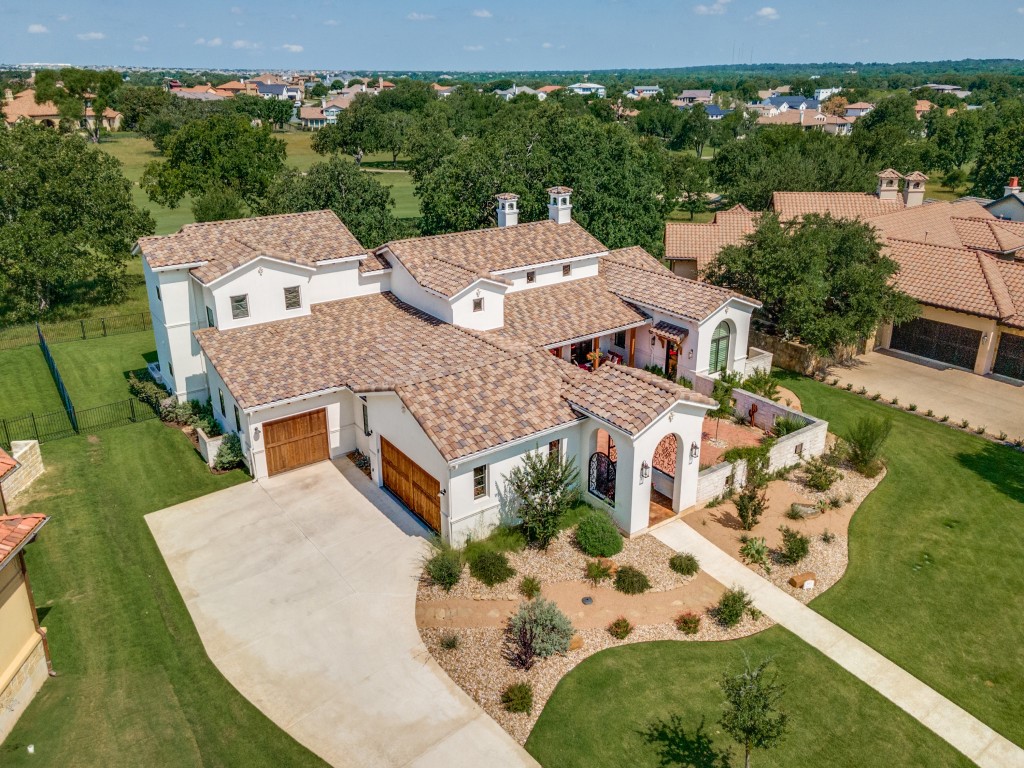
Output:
[
  {"xmin": 380, "ymin": 437, "xmax": 441, "ymax": 532},
  {"xmin": 263, "ymin": 409, "xmax": 330, "ymax": 476}
]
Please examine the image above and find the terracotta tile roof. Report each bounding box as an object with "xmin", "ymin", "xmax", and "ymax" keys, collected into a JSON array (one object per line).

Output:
[
  {"xmin": 950, "ymin": 216, "xmax": 1024, "ymax": 254},
  {"xmin": 564, "ymin": 363, "xmax": 714, "ymax": 435},
  {"xmin": 0, "ymin": 448, "xmax": 17, "ymax": 479},
  {"xmin": 496, "ymin": 277, "xmax": 648, "ymax": 348},
  {"xmin": 651, "ymin": 320, "xmax": 689, "ymax": 343},
  {"xmin": 137, "ymin": 210, "xmax": 367, "ymax": 284},
  {"xmin": 299, "ymin": 106, "xmax": 325, "ymax": 120},
  {"xmin": 866, "ymin": 200, "xmax": 992, "ymax": 247},
  {"xmin": 380, "ymin": 219, "xmax": 606, "ymax": 298},
  {"xmin": 600, "ymin": 246, "xmax": 757, "ymax": 321},
  {"xmin": 756, "ymin": 110, "xmax": 852, "ymax": 128},
  {"xmin": 664, "ymin": 205, "xmax": 758, "ymax": 269},
  {"xmin": 3, "ymin": 88, "xmax": 60, "ymax": 122},
  {"xmin": 537, "ymin": 85, "xmax": 563, "ymax": 93},
  {"xmin": 846, "ymin": 101, "xmax": 874, "ymax": 109},
  {"xmin": 0, "ymin": 515, "xmax": 48, "ymax": 571},
  {"xmin": 772, "ymin": 191, "xmax": 905, "ymax": 221}
]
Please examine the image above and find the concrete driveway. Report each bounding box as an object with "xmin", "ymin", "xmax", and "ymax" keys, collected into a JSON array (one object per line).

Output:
[
  {"xmin": 146, "ymin": 460, "xmax": 537, "ymax": 768},
  {"xmin": 829, "ymin": 350, "xmax": 1024, "ymax": 440}
]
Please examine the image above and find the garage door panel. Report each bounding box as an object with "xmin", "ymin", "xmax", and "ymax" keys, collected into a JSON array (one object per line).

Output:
[
  {"xmin": 380, "ymin": 437, "xmax": 441, "ymax": 532},
  {"xmin": 264, "ymin": 409, "xmax": 330, "ymax": 476},
  {"xmin": 891, "ymin": 318, "xmax": 981, "ymax": 370},
  {"xmin": 994, "ymin": 333, "xmax": 1024, "ymax": 380}
]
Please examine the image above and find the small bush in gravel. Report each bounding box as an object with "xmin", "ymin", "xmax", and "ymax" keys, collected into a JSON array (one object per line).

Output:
[
  {"xmin": 506, "ymin": 598, "xmax": 574, "ymax": 669},
  {"xmin": 939, "ymin": 414, "xmax": 949, "ymax": 422},
  {"xmin": 821, "ymin": 529, "xmax": 836, "ymax": 544},
  {"xmin": 607, "ymin": 617, "xmax": 633, "ymax": 640},
  {"xmin": 585, "ymin": 560, "xmax": 612, "ymax": 584},
  {"xmin": 669, "ymin": 552, "xmax": 699, "ymax": 576},
  {"xmin": 975, "ymin": 425, "xmax": 986, "ymax": 435},
  {"xmin": 469, "ymin": 550, "xmax": 515, "ymax": 587},
  {"xmin": 828, "ymin": 495, "xmax": 843, "ymax": 509},
  {"xmin": 501, "ymin": 682, "xmax": 534, "ymax": 714},
  {"xmin": 213, "ymin": 433, "xmax": 244, "ymax": 471},
  {"xmin": 824, "ymin": 438, "xmax": 850, "ymax": 467},
  {"xmin": 778, "ymin": 526, "xmax": 810, "ymax": 565},
  {"xmin": 785, "ymin": 505, "xmax": 803, "ymax": 520},
  {"xmin": 739, "ymin": 537, "xmax": 771, "ymax": 573},
  {"xmin": 675, "ymin": 612, "xmax": 702, "ymax": 634},
  {"xmin": 960, "ymin": 418, "xmax": 970, "ymax": 429},
  {"xmin": 575, "ymin": 512, "xmax": 623, "ymax": 557},
  {"xmin": 715, "ymin": 587, "xmax": 758, "ymax": 627},
  {"xmin": 804, "ymin": 457, "xmax": 840, "ymax": 492},
  {"xmin": 871, "ymin": 392, "xmax": 881, "ymax": 401},
  {"xmin": 519, "ymin": 575, "xmax": 541, "ymax": 599},
  {"xmin": 846, "ymin": 416, "xmax": 892, "ymax": 477},
  {"xmin": 908, "ymin": 403, "xmax": 917, "ymax": 411},
  {"xmin": 925, "ymin": 409, "xmax": 934, "ymax": 417},
  {"xmin": 890, "ymin": 396, "xmax": 898, "ymax": 406},
  {"xmin": 425, "ymin": 545, "xmax": 463, "ymax": 591},
  {"xmin": 857, "ymin": 386, "xmax": 867, "ymax": 395},
  {"xmin": 440, "ymin": 632, "xmax": 460, "ymax": 650},
  {"xmin": 844, "ymin": 383, "xmax": 853, "ymax": 391},
  {"xmin": 614, "ymin": 566, "xmax": 651, "ymax": 595}
]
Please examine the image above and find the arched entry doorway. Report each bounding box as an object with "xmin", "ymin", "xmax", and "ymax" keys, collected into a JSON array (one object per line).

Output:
[
  {"xmin": 589, "ymin": 429, "xmax": 616, "ymax": 503},
  {"xmin": 649, "ymin": 433, "xmax": 683, "ymax": 526}
]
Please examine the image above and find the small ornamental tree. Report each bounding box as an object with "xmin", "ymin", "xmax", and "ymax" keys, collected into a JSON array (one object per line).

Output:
[
  {"xmin": 720, "ymin": 659, "xmax": 789, "ymax": 768},
  {"xmin": 734, "ymin": 449, "xmax": 770, "ymax": 531},
  {"xmin": 503, "ymin": 450, "xmax": 580, "ymax": 549}
]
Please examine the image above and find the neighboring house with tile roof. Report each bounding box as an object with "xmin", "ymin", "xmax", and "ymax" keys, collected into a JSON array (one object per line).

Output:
[
  {"xmin": 493, "ymin": 85, "xmax": 546, "ymax": 101},
  {"xmin": 3, "ymin": 87, "xmax": 122, "ymax": 131},
  {"xmin": 755, "ymin": 107, "xmax": 854, "ymax": 135},
  {"xmin": 0, "ymin": 513, "xmax": 52, "ymax": 742},
  {"xmin": 665, "ymin": 170, "xmax": 1024, "ymax": 380},
  {"xmin": 138, "ymin": 188, "xmax": 767, "ymax": 543}
]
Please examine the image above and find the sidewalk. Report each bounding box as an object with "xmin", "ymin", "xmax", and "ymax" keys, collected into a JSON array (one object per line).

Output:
[{"xmin": 653, "ymin": 521, "xmax": 1024, "ymax": 768}]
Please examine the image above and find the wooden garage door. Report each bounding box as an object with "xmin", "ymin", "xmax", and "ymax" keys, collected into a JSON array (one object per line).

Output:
[
  {"xmin": 264, "ymin": 409, "xmax": 330, "ymax": 476},
  {"xmin": 890, "ymin": 317, "xmax": 981, "ymax": 370},
  {"xmin": 380, "ymin": 437, "xmax": 441, "ymax": 532},
  {"xmin": 994, "ymin": 332, "xmax": 1024, "ymax": 381}
]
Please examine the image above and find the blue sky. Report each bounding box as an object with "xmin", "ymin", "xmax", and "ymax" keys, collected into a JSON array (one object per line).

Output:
[{"xmin": 2, "ymin": 1, "xmax": 1022, "ymax": 72}]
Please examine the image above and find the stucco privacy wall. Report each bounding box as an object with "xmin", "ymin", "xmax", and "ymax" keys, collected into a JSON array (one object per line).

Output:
[
  {"xmin": 0, "ymin": 441, "xmax": 44, "ymax": 501},
  {"xmin": 0, "ymin": 563, "xmax": 48, "ymax": 742}
]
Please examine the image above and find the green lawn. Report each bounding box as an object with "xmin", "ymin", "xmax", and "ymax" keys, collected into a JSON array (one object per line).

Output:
[
  {"xmin": 0, "ymin": 339, "xmax": 326, "ymax": 767},
  {"xmin": 780, "ymin": 373, "xmax": 1024, "ymax": 747},
  {"xmin": 527, "ymin": 627, "xmax": 971, "ymax": 768},
  {"xmin": 48, "ymin": 331, "xmax": 155, "ymax": 408},
  {"xmin": 0, "ymin": 346, "xmax": 63, "ymax": 418}
]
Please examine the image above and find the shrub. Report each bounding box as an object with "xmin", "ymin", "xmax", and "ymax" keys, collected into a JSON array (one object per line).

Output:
[
  {"xmin": 677, "ymin": 375, "xmax": 693, "ymax": 389},
  {"xmin": 500, "ymin": 682, "xmax": 534, "ymax": 714},
  {"xmin": 675, "ymin": 612, "xmax": 702, "ymax": 634},
  {"xmin": 890, "ymin": 396, "xmax": 898, "ymax": 406},
  {"xmin": 585, "ymin": 559, "xmax": 613, "ymax": 584},
  {"xmin": 614, "ymin": 566, "xmax": 651, "ymax": 595},
  {"xmin": 908, "ymin": 403, "xmax": 917, "ymax": 411},
  {"xmin": 669, "ymin": 552, "xmax": 699, "ymax": 576},
  {"xmin": 503, "ymin": 450, "xmax": 581, "ymax": 549},
  {"xmin": 960, "ymin": 418, "xmax": 970, "ymax": 429},
  {"xmin": 844, "ymin": 382, "xmax": 853, "ymax": 391},
  {"xmin": 739, "ymin": 536, "xmax": 771, "ymax": 573},
  {"xmin": 710, "ymin": 371, "xmax": 743, "ymax": 419},
  {"xmin": 821, "ymin": 529, "xmax": 836, "ymax": 544},
  {"xmin": 506, "ymin": 598, "xmax": 574, "ymax": 669},
  {"xmin": 785, "ymin": 505, "xmax": 803, "ymax": 520},
  {"xmin": 440, "ymin": 632, "xmax": 460, "ymax": 650},
  {"xmin": 998, "ymin": 431, "xmax": 1008, "ymax": 442},
  {"xmin": 716, "ymin": 587, "xmax": 757, "ymax": 627},
  {"xmin": 213, "ymin": 432, "xmax": 244, "ymax": 470},
  {"xmin": 425, "ymin": 545, "xmax": 463, "ymax": 591},
  {"xmin": 128, "ymin": 372, "xmax": 169, "ymax": 412},
  {"xmin": 824, "ymin": 439, "xmax": 850, "ymax": 467},
  {"xmin": 519, "ymin": 575, "xmax": 541, "ymax": 599},
  {"xmin": 742, "ymin": 368, "xmax": 780, "ymax": 401},
  {"xmin": 925, "ymin": 409, "xmax": 934, "ymax": 417},
  {"xmin": 975, "ymin": 425, "xmax": 986, "ymax": 435},
  {"xmin": 870, "ymin": 392, "xmax": 881, "ymax": 401},
  {"xmin": 803, "ymin": 457, "xmax": 840, "ymax": 492},
  {"xmin": 846, "ymin": 416, "xmax": 892, "ymax": 477},
  {"xmin": 772, "ymin": 415, "xmax": 805, "ymax": 437},
  {"xmin": 469, "ymin": 550, "xmax": 515, "ymax": 587},
  {"xmin": 643, "ymin": 363, "xmax": 666, "ymax": 377},
  {"xmin": 575, "ymin": 512, "xmax": 623, "ymax": 557},
  {"xmin": 857, "ymin": 386, "xmax": 867, "ymax": 395},
  {"xmin": 940, "ymin": 414, "xmax": 949, "ymax": 422},
  {"xmin": 607, "ymin": 617, "xmax": 633, "ymax": 640},
  {"xmin": 463, "ymin": 526, "xmax": 526, "ymax": 564},
  {"xmin": 778, "ymin": 526, "xmax": 810, "ymax": 565},
  {"xmin": 735, "ymin": 475, "xmax": 768, "ymax": 531},
  {"xmin": 828, "ymin": 495, "xmax": 843, "ymax": 509}
]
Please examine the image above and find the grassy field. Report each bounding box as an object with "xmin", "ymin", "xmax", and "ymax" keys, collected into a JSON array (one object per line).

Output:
[
  {"xmin": 779, "ymin": 373, "xmax": 1024, "ymax": 747},
  {"xmin": 49, "ymin": 332, "xmax": 154, "ymax": 408},
  {"xmin": 0, "ymin": 334, "xmax": 326, "ymax": 767},
  {"xmin": 0, "ymin": 347, "xmax": 63, "ymax": 418},
  {"xmin": 527, "ymin": 627, "xmax": 971, "ymax": 768}
]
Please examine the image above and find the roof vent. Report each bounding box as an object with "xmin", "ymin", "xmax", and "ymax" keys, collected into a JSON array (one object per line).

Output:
[
  {"xmin": 1005, "ymin": 177, "xmax": 1021, "ymax": 197},
  {"xmin": 547, "ymin": 186, "xmax": 573, "ymax": 225}
]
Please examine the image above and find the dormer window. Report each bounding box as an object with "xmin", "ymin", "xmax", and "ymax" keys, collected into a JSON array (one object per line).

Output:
[
  {"xmin": 526, "ymin": 270, "xmax": 536, "ymax": 284},
  {"xmin": 473, "ymin": 298, "xmax": 484, "ymax": 312},
  {"xmin": 230, "ymin": 294, "xmax": 249, "ymax": 320},
  {"xmin": 562, "ymin": 264, "xmax": 572, "ymax": 277},
  {"xmin": 284, "ymin": 285, "xmax": 302, "ymax": 310}
]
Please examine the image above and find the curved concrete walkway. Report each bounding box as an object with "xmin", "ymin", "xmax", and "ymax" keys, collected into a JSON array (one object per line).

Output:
[
  {"xmin": 146, "ymin": 460, "xmax": 537, "ymax": 768},
  {"xmin": 653, "ymin": 521, "xmax": 1024, "ymax": 768}
]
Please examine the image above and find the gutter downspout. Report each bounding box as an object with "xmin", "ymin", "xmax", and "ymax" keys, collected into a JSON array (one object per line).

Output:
[{"xmin": 19, "ymin": 551, "xmax": 55, "ymax": 676}]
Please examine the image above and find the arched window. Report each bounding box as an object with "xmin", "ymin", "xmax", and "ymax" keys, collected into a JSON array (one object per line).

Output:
[{"xmin": 709, "ymin": 321, "xmax": 731, "ymax": 373}]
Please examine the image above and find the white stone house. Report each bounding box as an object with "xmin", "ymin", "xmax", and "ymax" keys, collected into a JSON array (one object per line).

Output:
[
  {"xmin": 137, "ymin": 189, "xmax": 767, "ymax": 543},
  {"xmin": 566, "ymin": 82, "xmax": 606, "ymax": 98}
]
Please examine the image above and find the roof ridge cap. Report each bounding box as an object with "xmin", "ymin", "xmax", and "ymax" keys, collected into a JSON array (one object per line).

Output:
[
  {"xmin": 383, "ymin": 218, "xmax": 555, "ymax": 250},
  {"xmin": 178, "ymin": 209, "xmax": 336, "ymax": 232},
  {"xmin": 977, "ymin": 253, "xmax": 1016, "ymax": 319}
]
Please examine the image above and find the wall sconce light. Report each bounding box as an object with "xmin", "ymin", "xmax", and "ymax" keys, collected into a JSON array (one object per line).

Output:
[
  {"xmin": 689, "ymin": 441, "xmax": 699, "ymax": 460},
  {"xmin": 253, "ymin": 427, "xmax": 261, "ymax": 441},
  {"xmin": 687, "ymin": 349, "xmax": 693, "ymax": 360},
  {"xmin": 640, "ymin": 460, "xmax": 650, "ymax": 480},
  {"xmin": 650, "ymin": 335, "xmax": 656, "ymax": 346},
  {"xmin": 982, "ymin": 333, "xmax": 989, "ymax": 344}
]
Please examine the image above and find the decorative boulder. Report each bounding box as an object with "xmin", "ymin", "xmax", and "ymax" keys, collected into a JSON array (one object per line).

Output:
[
  {"xmin": 788, "ymin": 572, "xmax": 816, "ymax": 590},
  {"xmin": 791, "ymin": 503, "xmax": 821, "ymax": 519},
  {"xmin": 568, "ymin": 634, "xmax": 584, "ymax": 651},
  {"xmin": 597, "ymin": 557, "xmax": 619, "ymax": 576}
]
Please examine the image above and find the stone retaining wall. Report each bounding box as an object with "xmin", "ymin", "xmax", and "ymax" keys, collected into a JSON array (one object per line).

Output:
[
  {"xmin": 1, "ymin": 441, "xmax": 44, "ymax": 501},
  {"xmin": 196, "ymin": 428, "xmax": 226, "ymax": 469}
]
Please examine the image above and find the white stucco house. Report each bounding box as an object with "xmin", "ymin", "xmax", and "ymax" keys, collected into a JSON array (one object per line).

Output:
[
  {"xmin": 566, "ymin": 82, "xmax": 606, "ymax": 98},
  {"xmin": 137, "ymin": 188, "xmax": 766, "ymax": 544}
]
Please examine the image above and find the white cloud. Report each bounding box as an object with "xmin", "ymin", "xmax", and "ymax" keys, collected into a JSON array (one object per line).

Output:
[
  {"xmin": 407, "ymin": 12, "xmax": 435, "ymax": 20},
  {"xmin": 57, "ymin": 14, "xmax": 71, "ymax": 22},
  {"xmin": 27, "ymin": 23, "xmax": 49, "ymax": 34},
  {"xmin": 541, "ymin": 42, "xmax": 553, "ymax": 49},
  {"xmin": 694, "ymin": 0, "xmax": 730, "ymax": 15},
  {"xmin": 232, "ymin": 38, "xmax": 258, "ymax": 49},
  {"xmin": 464, "ymin": 44, "xmax": 484, "ymax": 51},
  {"xmin": 472, "ymin": 9, "xmax": 492, "ymax": 17},
  {"xmin": 135, "ymin": 35, "xmax": 149, "ymax": 43},
  {"xmin": 755, "ymin": 6, "xmax": 780, "ymax": 20},
  {"xmin": 230, "ymin": 5, "xmax": 243, "ymax": 14},
  {"xmin": 77, "ymin": 31, "xmax": 106, "ymax": 40},
  {"xmin": 1018, "ymin": 6, "xmax": 1024, "ymax": 13},
  {"xmin": 324, "ymin": 18, "xmax": 339, "ymax": 25},
  {"xmin": 194, "ymin": 36, "xmax": 222, "ymax": 46},
  {"xmin": 282, "ymin": 43, "xmax": 304, "ymax": 52}
]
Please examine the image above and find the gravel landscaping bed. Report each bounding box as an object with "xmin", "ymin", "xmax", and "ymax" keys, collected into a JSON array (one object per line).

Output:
[
  {"xmin": 418, "ymin": 526, "xmax": 690, "ymax": 601},
  {"xmin": 420, "ymin": 610, "xmax": 774, "ymax": 744}
]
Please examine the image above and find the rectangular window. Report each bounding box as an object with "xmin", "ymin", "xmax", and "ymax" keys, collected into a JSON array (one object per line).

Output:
[
  {"xmin": 284, "ymin": 285, "xmax": 302, "ymax": 310},
  {"xmin": 156, "ymin": 285, "xmax": 162, "ymax": 301},
  {"xmin": 473, "ymin": 298, "xmax": 484, "ymax": 312},
  {"xmin": 230, "ymin": 294, "xmax": 249, "ymax": 320},
  {"xmin": 361, "ymin": 401, "xmax": 371, "ymax": 437},
  {"xmin": 233, "ymin": 404, "xmax": 241, "ymax": 432},
  {"xmin": 526, "ymin": 270, "xmax": 536, "ymax": 284},
  {"xmin": 549, "ymin": 439, "xmax": 560, "ymax": 461},
  {"xmin": 218, "ymin": 388, "xmax": 225, "ymax": 415},
  {"xmin": 613, "ymin": 331, "xmax": 626, "ymax": 348},
  {"xmin": 562, "ymin": 263, "xmax": 571, "ymax": 277},
  {"xmin": 473, "ymin": 465, "xmax": 487, "ymax": 499},
  {"xmin": 206, "ymin": 306, "xmax": 215, "ymax": 328},
  {"xmin": 168, "ymin": 362, "xmax": 174, "ymax": 377}
]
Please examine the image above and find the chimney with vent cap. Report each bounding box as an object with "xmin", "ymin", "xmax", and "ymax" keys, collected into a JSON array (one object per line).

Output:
[
  {"xmin": 902, "ymin": 171, "xmax": 928, "ymax": 207},
  {"xmin": 1005, "ymin": 177, "xmax": 1021, "ymax": 197},
  {"xmin": 547, "ymin": 186, "xmax": 573, "ymax": 224},
  {"xmin": 496, "ymin": 193, "xmax": 519, "ymax": 227}
]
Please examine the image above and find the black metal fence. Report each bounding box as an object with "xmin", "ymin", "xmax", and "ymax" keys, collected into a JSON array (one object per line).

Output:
[
  {"xmin": 38, "ymin": 325, "xmax": 78, "ymax": 432},
  {"xmin": 0, "ymin": 311, "xmax": 152, "ymax": 350}
]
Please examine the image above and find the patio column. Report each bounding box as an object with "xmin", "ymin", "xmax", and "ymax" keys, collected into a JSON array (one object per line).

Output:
[
  {"xmin": 593, "ymin": 336, "xmax": 600, "ymax": 368},
  {"xmin": 628, "ymin": 328, "xmax": 636, "ymax": 367},
  {"xmin": 974, "ymin": 322, "xmax": 999, "ymax": 375}
]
